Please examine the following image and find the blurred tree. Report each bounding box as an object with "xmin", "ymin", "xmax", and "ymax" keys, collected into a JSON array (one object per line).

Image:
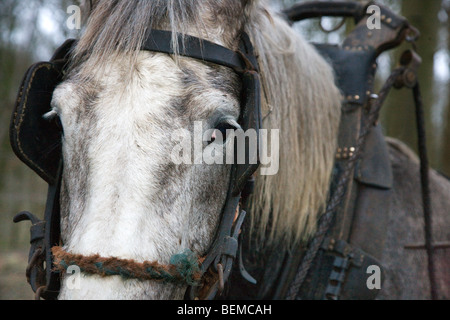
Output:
[
  {"xmin": 381, "ymin": 0, "xmax": 446, "ymax": 175},
  {"xmin": 439, "ymin": 0, "xmax": 450, "ymax": 175},
  {"xmin": 0, "ymin": 0, "xmax": 75, "ymax": 249}
]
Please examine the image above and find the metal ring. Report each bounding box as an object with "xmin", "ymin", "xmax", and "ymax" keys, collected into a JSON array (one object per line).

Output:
[
  {"xmin": 35, "ymin": 286, "xmax": 47, "ymax": 300},
  {"xmin": 26, "ymin": 247, "xmax": 43, "ymax": 282},
  {"xmin": 319, "ymin": 17, "xmax": 347, "ymax": 33},
  {"xmin": 405, "ymin": 26, "xmax": 420, "ymax": 43}
]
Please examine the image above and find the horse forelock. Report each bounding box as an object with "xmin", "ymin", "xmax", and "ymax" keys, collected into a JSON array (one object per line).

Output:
[{"xmin": 71, "ymin": 0, "xmax": 257, "ymax": 78}]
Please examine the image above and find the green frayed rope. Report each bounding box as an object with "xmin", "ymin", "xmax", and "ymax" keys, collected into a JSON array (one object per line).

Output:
[
  {"xmin": 52, "ymin": 246, "xmax": 202, "ymax": 286},
  {"xmin": 169, "ymin": 250, "xmax": 202, "ymax": 286}
]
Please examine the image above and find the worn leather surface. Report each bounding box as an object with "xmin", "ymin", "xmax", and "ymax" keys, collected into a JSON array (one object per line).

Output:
[
  {"xmin": 314, "ymin": 44, "xmax": 377, "ymax": 106},
  {"xmin": 9, "ymin": 39, "xmax": 75, "ymax": 185},
  {"xmin": 284, "ymin": 1, "xmax": 367, "ymax": 24},
  {"xmin": 355, "ymin": 126, "xmax": 394, "ymax": 189},
  {"xmin": 9, "ymin": 62, "xmax": 64, "ymax": 185}
]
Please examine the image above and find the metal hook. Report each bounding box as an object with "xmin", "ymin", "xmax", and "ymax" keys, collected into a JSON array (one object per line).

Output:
[
  {"xmin": 13, "ymin": 211, "xmax": 41, "ymax": 225},
  {"xmin": 405, "ymin": 25, "xmax": 420, "ymax": 44},
  {"xmin": 25, "ymin": 248, "xmax": 43, "ymax": 282},
  {"xmin": 35, "ymin": 286, "xmax": 47, "ymax": 300},
  {"xmin": 319, "ymin": 17, "xmax": 347, "ymax": 33},
  {"xmin": 217, "ymin": 263, "xmax": 224, "ymax": 293}
]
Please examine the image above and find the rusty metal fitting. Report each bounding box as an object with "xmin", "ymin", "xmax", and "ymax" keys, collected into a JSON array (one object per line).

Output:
[{"xmin": 394, "ymin": 50, "xmax": 422, "ymax": 89}]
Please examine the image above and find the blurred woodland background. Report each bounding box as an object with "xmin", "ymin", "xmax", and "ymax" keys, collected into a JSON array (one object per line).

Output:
[{"xmin": 0, "ymin": 0, "xmax": 449, "ymax": 299}]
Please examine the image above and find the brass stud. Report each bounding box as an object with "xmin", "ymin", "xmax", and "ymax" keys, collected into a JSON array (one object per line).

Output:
[
  {"xmin": 381, "ymin": 15, "xmax": 386, "ymax": 20},
  {"xmin": 386, "ymin": 17, "xmax": 392, "ymax": 24}
]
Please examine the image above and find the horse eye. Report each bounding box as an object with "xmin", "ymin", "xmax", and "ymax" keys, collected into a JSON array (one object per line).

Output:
[{"xmin": 209, "ymin": 122, "xmax": 236, "ymax": 144}]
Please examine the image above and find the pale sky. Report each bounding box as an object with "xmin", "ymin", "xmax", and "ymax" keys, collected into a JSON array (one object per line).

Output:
[{"xmin": 18, "ymin": 1, "xmax": 450, "ymax": 85}]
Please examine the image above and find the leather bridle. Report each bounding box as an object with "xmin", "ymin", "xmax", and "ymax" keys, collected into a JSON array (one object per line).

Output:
[{"xmin": 12, "ymin": 30, "xmax": 262, "ymax": 300}]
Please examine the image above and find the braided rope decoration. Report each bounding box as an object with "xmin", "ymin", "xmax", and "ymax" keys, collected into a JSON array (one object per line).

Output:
[{"xmin": 52, "ymin": 246, "xmax": 202, "ymax": 286}]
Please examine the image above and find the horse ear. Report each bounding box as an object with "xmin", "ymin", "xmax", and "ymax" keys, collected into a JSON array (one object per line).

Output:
[
  {"xmin": 77, "ymin": 0, "xmax": 96, "ymax": 14},
  {"xmin": 241, "ymin": 0, "xmax": 261, "ymax": 15},
  {"xmin": 242, "ymin": 0, "xmax": 257, "ymax": 7}
]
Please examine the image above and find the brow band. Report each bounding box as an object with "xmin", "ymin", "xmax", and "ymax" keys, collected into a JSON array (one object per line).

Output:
[{"xmin": 141, "ymin": 29, "xmax": 255, "ymax": 74}]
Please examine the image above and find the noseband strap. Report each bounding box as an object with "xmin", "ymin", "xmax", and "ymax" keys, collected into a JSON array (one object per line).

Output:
[{"xmin": 52, "ymin": 247, "xmax": 203, "ymax": 286}]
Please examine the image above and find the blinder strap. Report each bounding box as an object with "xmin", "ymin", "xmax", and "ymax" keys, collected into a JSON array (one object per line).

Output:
[
  {"xmin": 10, "ymin": 62, "xmax": 64, "ymax": 185},
  {"xmin": 10, "ymin": 39, "xmax": 75, "ymax": 185},
  {"xmin": 50, "ymin": 39, "xmax": 77, "ymax": 62},
  {"xmin": 233, "ymin": 70, "xmax": 262, "ymax": 195}
]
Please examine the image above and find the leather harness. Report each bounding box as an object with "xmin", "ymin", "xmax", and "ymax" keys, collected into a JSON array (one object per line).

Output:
[
  {"xmin": 225, "ymin": 1, "xmax": 427, "ymax": 300},
  {"xmin": 10, "ymin": 1, "xmax": 433, "ymax": 300}
]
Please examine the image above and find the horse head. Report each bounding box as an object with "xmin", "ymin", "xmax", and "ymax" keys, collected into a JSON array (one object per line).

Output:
[{"xmin": 14, "ymin": 0, "xmax": 341, "ymax": 300}]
